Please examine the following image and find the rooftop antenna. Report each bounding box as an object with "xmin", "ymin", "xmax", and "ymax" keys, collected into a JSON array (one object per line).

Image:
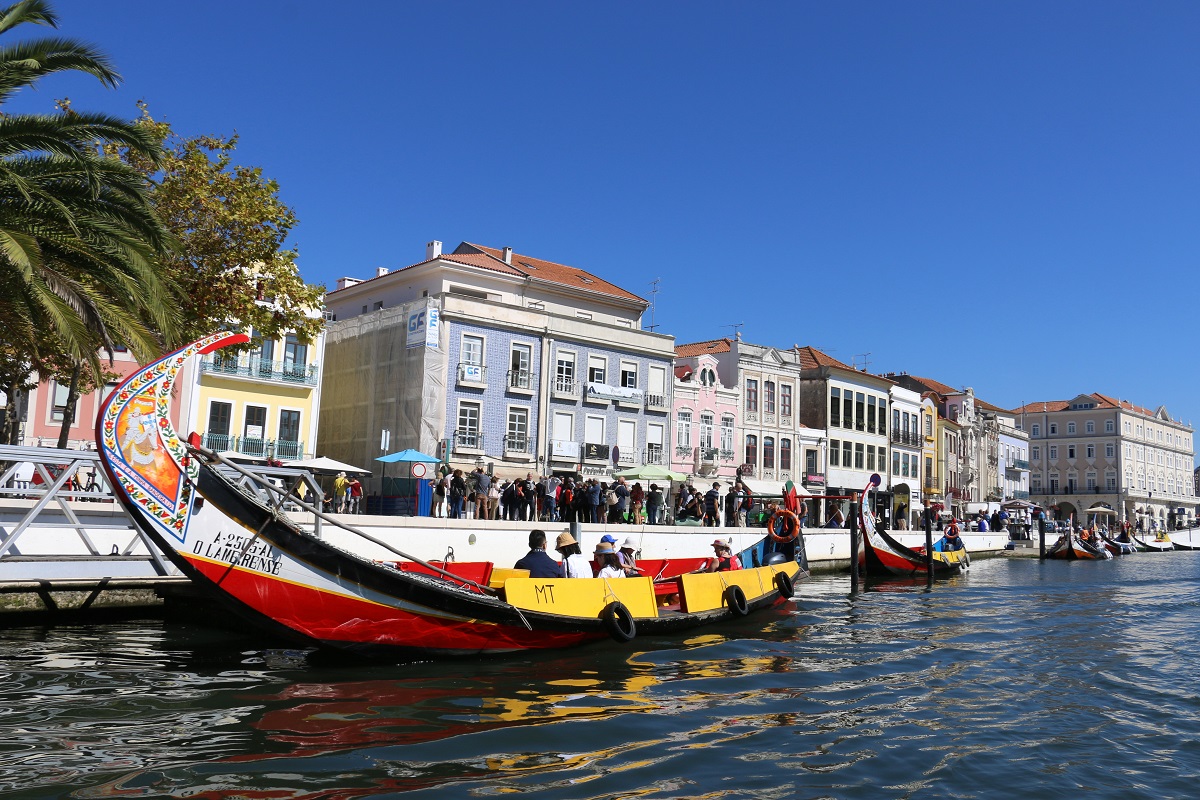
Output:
[
  {"xmin": 723, "ymin": 322, "xmax": 744, "ymax": 341},
  {"xmin": 852, "ymin": 352, "xmax": 872, "ymax": 371},
  {"xmin": 647, "ymin": 278, "xmax": 661, "ymax": 331}
]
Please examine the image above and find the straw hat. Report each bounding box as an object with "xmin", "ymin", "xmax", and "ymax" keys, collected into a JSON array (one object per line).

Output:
[
  {"xmin": 594, "ymin": 542, "xmax": 615, "ymax": 555},
  {"xmin": 555, "ymin": 532, "xmax": 577, "ymax": 549}
]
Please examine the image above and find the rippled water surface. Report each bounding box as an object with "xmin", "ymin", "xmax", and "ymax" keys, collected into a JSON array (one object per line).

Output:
[{"xmin": 4, "ymin": 553, "xmax": 1200, "ymax": 799}]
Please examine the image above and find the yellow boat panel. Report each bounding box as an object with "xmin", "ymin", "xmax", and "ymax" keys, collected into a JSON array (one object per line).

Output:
[
  {"xmin": 504, "ymin": 576, "xmax": 659, "ymax": 619},
  {"xmin": 489, "ymin": 568, "xmax": 529, "ymax": 589},
  {"xmin": 679, "ymin": 564, "xmax": 788, "ymax": 614}
]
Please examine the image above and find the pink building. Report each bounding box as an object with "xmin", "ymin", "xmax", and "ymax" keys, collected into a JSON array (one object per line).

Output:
[
  {"xmin": 20, "ymin": 349, "xmax": 153, "ymax": 450},
  {"xmin": 671, "ymin": 341, "xmax": 739, "ymax": 482}
]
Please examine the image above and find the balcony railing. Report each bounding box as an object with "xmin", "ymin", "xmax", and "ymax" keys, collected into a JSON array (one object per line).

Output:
[
  {"xmin": 1011, "ymin": 459, "xmax": 1030, "ymax": 470},
  {"xmin": 644, "ymin": 446, "xmax": 665, "ymax": 465},
  {"xmin": 453, "ymin": 430, "xmax": 481, "ymax": 451},
  {"xmin": 700, "ymin": 446, "xmax": 719, "ymax": 463},
  {"xmin": 617, "ymin": 449, "xmax": 637, "ymax": 465},
  {"xmin": 507, "ymin": 370, "xmax": 533, "ymax": 390},
  {"xmin": 201, "ymin": 356, "xmax": 319, "ymax": 386},
  {"xmin": 889, "ymin": 429, "xmax": 923, "ymax": 447},
  {"xmin": 503, "ymin": 434, "xmax": 532, "ymax": 454},
  {"xmin": 1028, "ymin": 487, "xmax": 1114, "ymax": 496},
  {"xmin": 645, "ymin": 393, "xmax": 669, "ymax": 411},
  {"xmin": 676, "ymin": 445, "xmax": 694, "ymax": 458},
  {"xmin": 1013, "ymin": 490, "xmax": 1030, "ymax": 499},
  {"xmin": 552, "ymin": 376, "xmax": 578, "ymax": 397},
  {"xmin": 202, "ymin": 432, "xmax": 304, "ymax": 460},
  {"xmin": 457, "ymin": 363, "xmax": 487, "ymax": 384}
]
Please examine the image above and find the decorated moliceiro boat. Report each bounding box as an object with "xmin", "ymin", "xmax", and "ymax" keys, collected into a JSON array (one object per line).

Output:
[
  {"xmin": 857, "ymin": 474, "xmax": 968, "ymax": 577},
  {"xmin": 97, "ymin": 334, "xmax": 805, "ymax": 658}
]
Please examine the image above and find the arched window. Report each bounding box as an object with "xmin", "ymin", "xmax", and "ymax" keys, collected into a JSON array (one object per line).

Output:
[{"xmin": 763, "ymin": 436, "xmax": 775, "ymax": 469}]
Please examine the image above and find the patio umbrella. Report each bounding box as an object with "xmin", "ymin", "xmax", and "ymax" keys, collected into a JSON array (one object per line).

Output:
[
  {"xmin": 376, "ymin": 448, "xmax": 441, "ymax": 464},
  {"xmin": 1086, "ymin": 505, "xmax": 1117, "ymax": 516},
  {"xmin": 612, "ymin": 464, "xmax": 688, "ymax": 482},
  {"xmin": 285, "ymin": 456, "xmax": 371, "ymax": 476}
]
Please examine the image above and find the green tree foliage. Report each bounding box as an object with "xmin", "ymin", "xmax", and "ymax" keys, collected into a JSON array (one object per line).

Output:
[{"xmin": 123, "ymin": 103, "xmax": 325, "ymax": 349}]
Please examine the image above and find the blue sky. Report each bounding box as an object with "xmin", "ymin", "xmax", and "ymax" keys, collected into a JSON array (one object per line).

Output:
[{"xmin": 22, "ymin": 1, "xmax": 1200, "ymax": 433}]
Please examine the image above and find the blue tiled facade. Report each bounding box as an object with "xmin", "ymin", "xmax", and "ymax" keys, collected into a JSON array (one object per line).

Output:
[{"xmin": 445, "ymin": 321, "xmax": 543, "ymax": 460}]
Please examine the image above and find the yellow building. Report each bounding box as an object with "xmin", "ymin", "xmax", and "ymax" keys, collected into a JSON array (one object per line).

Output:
[{"xmin": 177, "ymin": 325, "xmax": 327, "ymax": 461}]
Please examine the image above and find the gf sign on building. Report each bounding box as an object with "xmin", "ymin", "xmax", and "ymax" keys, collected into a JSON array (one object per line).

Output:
[{"xmin": 406, "ymin": 302, "xmax": 440, "ymax": 349}]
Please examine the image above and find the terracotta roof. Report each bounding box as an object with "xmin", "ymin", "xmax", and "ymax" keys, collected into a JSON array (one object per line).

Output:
[
  {"xmin": 975, "ymin": 398, "xmax": 1013, "ymax": 414},
  {"xmin": 1013, "ymin": 393, "xmax": 1157, "ymax": 418},
  {"xmin": 793, "ymin": 345, "xmax": 854, "ymax": 372},
  {"xmin": 896, "ymin": 373, "xmax": 959, "ymax": 398},
  {"xmin": 676, "ymin": 338, "xmax": 732, "ymax": 358},
  {"xmin": 674, "ymin": 365, "xmax": 693, "ymax": 380},
  {"xmin": 456, "ymin": 243, "xmax": 645, "ymax": 303}
]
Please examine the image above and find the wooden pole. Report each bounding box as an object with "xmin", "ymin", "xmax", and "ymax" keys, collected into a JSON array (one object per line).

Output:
[
  {"xmin": 1038, "ymin": 515, "xmax": 1046, "ymax": 559},
  {"xmin": 849, "ymin": 501, "xmax": 859, "ymax": 589},
  {"xmin": 925, "ymin": 508, "xmax": 934, "ymax": 589}
]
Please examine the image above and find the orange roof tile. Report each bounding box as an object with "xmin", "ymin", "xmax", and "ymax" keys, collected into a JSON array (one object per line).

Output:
[
  {"xmin": 793, "ymin": 345, "xmax": 854, "ymax": 372},
  {"xmin": 1013, "ymin": 393, "xmax": 1157, "ymax": 418},
  {"xmin": 457, "ymin": 243, "xmax": 645, "ymax": 303},
  {"xmin": 675, "ymin": 338, "xmax": 733, "ymax": 358}
]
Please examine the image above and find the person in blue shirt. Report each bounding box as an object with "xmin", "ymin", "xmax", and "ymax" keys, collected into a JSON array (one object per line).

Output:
[
  {"xmin": 977, "ymin": 513, "xmax": 989, "ymax": 532},
  {"xmin": 514, "ymin": 530, "xmax": 561, "ymax": 578},
  {"xmin": 934, "ymin": 521, "xmax": 964, "ymax": 551}
]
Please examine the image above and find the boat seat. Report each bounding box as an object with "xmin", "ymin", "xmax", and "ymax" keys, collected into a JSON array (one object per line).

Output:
[
  {"xmin": 678, "ymin": 564, "xmax": 791, "ymax": 614},
  {"xmin": 390, "ymin": 560, "xmax": 494, "ymax": 589},
  {"xmin": 505, "ymin": 575, "xmax": 659, "ymax": 619}
]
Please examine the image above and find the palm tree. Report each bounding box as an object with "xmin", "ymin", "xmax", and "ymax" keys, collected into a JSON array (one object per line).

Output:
[{"xmin": 0, "ymin": 0, "xmax": 179, "ymax": 375}]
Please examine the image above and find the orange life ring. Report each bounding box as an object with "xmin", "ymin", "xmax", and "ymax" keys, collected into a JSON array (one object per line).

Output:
[{"xmin": 769, "ymin": 509, "xmax": 800, "ymax": 543}]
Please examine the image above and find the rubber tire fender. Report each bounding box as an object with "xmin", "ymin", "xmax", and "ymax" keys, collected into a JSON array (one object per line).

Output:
[
  {"xmin": 601, "ymin": 601, "xmax": 637, "ymax": 642},
  {"xmin": 725, "ymin": 585, "xmax": 749, "ymax": 616},
  {"xmin": 774, "ymin": 570, "xmax": 795, "ymax": 599}
]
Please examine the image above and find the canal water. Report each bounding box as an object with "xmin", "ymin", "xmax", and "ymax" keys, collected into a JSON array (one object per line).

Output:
[{"xmin": 3, "ymin": 553, "xmax": 1199, "ymax": 799}]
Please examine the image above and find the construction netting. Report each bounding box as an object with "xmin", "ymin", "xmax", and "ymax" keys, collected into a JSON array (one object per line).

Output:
[{"xmin": 317, "ymin": 300, "xmax": 446, "ymax": 496}]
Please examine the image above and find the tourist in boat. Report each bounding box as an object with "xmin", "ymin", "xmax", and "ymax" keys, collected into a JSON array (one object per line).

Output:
[
  {"xmin": 935, "ymin": 522, "xmax": 964, "ymax": 552},
  {"xmin": 703, "ymin": 539, "xmax": 742, "ymax": 572},
  {"xmin": 514, "ymin": 530, "xmax": 561, "ymax": 578},
  {"xmin": 594, "ymin": 542, "xmax": 626, "ymax": 578},
  {"xmin": 618, "ymin": 536, "xmax": 641, "ymax": 576},
  {"xmin": 555, "ymin": 532, "xmax": 590, "ymax": 578}
]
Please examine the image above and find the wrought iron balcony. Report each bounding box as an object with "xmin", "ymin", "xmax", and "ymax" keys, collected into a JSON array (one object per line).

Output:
[
  {"xmin": 889, "ymin": 429, "xmax": 923, "ymax": 447},
  {"xmin": 644, "ymin": 446, "xmax": 665, "ymax": 465},
  {"xmin": 503, "ymin": 434, "xmax": 532, "ymax": 454},
  {"xmin": 552, "ymin": 376, "xmax": 578, "ymax": 397},
  {"xmin": 201, "ymin": 432, "xmax": 304, "ymax": 460},
  {"xmin": 676, "ymin": 445, "xmax": 694, "ymax": 458},
  {"xmin": 201, "ymin": 356, "xmax": 319, "ymax": 386},
  {"xmin": 507, "ymin": 370, "xmax": 533, "ymax": 390},
  {"xmin": 453, "ymin": 430, "xmax": 481, "ymax": 452},
  {"xmin": 720, "ymin": 449, "xmax": 735, "ymax": 461},
  {"xmin": 700, "ymin": 446, "xmax": 719, "ymax": 463}
]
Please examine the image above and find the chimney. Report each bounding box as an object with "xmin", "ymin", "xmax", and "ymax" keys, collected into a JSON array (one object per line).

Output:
[
  {"xmin": 426, "ymin": 240, "xmax": 442, "ymax": 260},
  {"xmin": 502, "ymin": 246, "xmax": 513, "ymax": 264},
  {"xmin": 335, "ymin": 277, "xmax": 361, "ymax": 291},
  {"xmin": 375, "ymin": 267, "xmax": 389, "ymax": 278}
]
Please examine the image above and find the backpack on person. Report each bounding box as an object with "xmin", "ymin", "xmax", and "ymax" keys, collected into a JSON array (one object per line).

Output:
[
  {"xmin": 606, "ymin": 489, "xmax": 618, "ymax": 506},
  {"xmin": 741, "ymin": 488, "xmax": 753, "ymax": 511}
]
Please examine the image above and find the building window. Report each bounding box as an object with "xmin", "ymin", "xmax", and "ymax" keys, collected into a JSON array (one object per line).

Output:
[
  {"xmin": 457, "ymin": 402, "xmax": 481, "ymax": 448},
  {"xmin": 746, "ymin": 379, "xmax": 759, "ymax": 413},
  {"xmin": 587, "ymin": 354, "xmax": 606, "ymax": 384},
  {"xmin": 1068, "ymin": 422, "xmax": 1076, "ymax": 434},
  {"xmin": 278, "ymin": 409, "xmax": 301, "ymax": 444},
  {"xmin": 620, "ymin": 360, "xmax": 637, "ymax": 389},
  {"xmin": 763, "ymin": 436, "xmax": 775, "ymax": 469},
  {"xmin": 764, "ymin": 381, "xmax": 775, "ymax": 414},
  {"xmin": 699, "ymin": 413, "xmax": 714, "ymax": 448},
  {"xmin": 867, "ymin": 397, "xmax": 876, "ymax": 434},
  {"xmin": 879, "ymin": 400, "xmax": 887, "ymax": 435},
  {"xmin": 50, "ymin": 381, "xmax": 75, "ymax": 423},
  {"xmin": 1031, "ymin": 424, "xmax": 1040, "ymax": 437},
  {"xmin": 1049, "ymin": 424, "xmax": 1057, "ymax": 435},
  {"xmin": 1086, "ymin": 444, "xmax": 1095, "ymax": 458},
  {"xmin": 461, "ymin": 334, "xmax": 484, "ymax": 366},
  {"xmin": 1032, "ymin": 446, "xmax": 1041, "ymax": 461},
  {"xmin": 1106, "ymin": 420, "xmax": 1115, "ymax": 433},
  {"xmin": 720, "ymin": 417, "xmax": 734, "ymax": 455},
  {"xmin": 676, "ymin": 410, "xmax": 692, "ymax": 449},
  {"xmin": 509, "ymin": 343, "xmax": 533, "ymax": 389},
  {"xmin": 854, "ymin": 442, "xmax": 864, "ymax": 469},
  {"xmin": 893, "ymin": 407, "xmax": 900, "ymax": 433},
  {"xmin": 506, "ymin": 407, "xmax": 529, "ymax": 450},
  {"xmin": 244, "ymin": 405, "xmax": 267, "ymax": 445},
  {"xmin": 866, "ymin": 444, "xmax": 875, "ymax": 471},
  {"xmin": 1086, "ymin": 421, "xmax": 1094, "ymax": 433},
  {"xmin": 1049, "ymin": 446, "xmax": 1057, "ymax": 460},
  {"xmin": 555, "ymin": 350, "xmax": 575, "ymax": 391},
  {"xmin": 206, "ymin": 401, "xmax": 232, "ymax": 448},
  {"xmin": 855, "ymin": 393, "xmax": 865, "ymax": 431},
  {"xmin": 1068, "ymin": 445, "xmax": 1076, "ymax": 459},
  {"xmin": 780, "ymin": 438, "xmax": 792, "ymax": 470},
  {"xmin": 1106, "ymin": 444, "xmax": 1115, "ymax": 458},
  {"xmin": 830, "ymin": 388, "xmax": 840, "ymax": 427},
  {"xmin": 830, "ymin": 438, "xmax": 840, "ymax": 466},
  {"xmin": 781, "ymin": 384, "xmax": 792, "ymax": 417},
  {"xmin": 745, "ymin": 434, "xmax": 758, "ymax": 466},
  {"xmin": 842, "ymin": 440, "xmax": 851, "ymax": 468},
  {"xmin": 893, "ymin": 450, "xmax": 901, "ymax": 474}
]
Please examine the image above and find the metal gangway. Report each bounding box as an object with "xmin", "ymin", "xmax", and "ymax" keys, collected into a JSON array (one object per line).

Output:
[{"xmin": 0, "ymin": 444, "xmax": 325, "ymax": 588}]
